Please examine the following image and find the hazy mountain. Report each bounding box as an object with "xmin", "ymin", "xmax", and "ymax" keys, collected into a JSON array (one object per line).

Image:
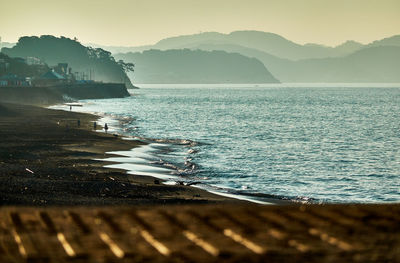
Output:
[
  {"xmin": 0, "ymin": 41, "xmax": 15, "ymax": 49},
  {"xmin": 193, "ymin": 43, "xmax": 400, "ymax": 82},
  {"xmin": 1, "ymin": 35, "xmax": 135, "ymax": 88},
  {"xmin": 86, "ymin": 43, "xmax": 154, "ymax": 54},
  {"xmin": 122, "ymin": 31, "xmax": 367, "ymax": 60},
  {"xmin": 280, "ymin": 46, "xmax": 400, "ymax": 82},
  {"xmin": 368, "ymin": 35, "xmax": 400, "ymax": 47},
  {"xmin": 219, "ymin": 31, "xmax": 347, "ymax": 60},
  {"xmin": 153, "ymin": 32, "xmax": 226, "ymax": 50},
  {"xmin": 91, "ymin": 31, "xmax": 400, "ymax": 83},
  {"xmin": 333, "ymin": 40, "xmax": 364, "ymax": 54},
  {"xmin": 183, "ymin": 43, "xmax": 289, "ymax": 81},
  {"xmin": 92, "ymin": 31, "xmax": 367, "ymax": 60},
  {"xmin": 114, "ymin": 49, "xmax": 279, "ymax": 84}
]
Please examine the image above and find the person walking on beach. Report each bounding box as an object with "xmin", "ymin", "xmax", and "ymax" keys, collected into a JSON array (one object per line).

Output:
[{"xmin": 104, "ymin": 123, "xmax": 108, "ymax": 133}]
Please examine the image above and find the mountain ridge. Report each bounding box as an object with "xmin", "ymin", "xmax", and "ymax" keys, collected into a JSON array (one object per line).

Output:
[
  {"xmin": 89, "ymin": 30, "xmax": 399, "ymax": 60},
  {"xmin": 10, "ymin": 31, "xmax": 398, "ymax": 84},
  {"xmin": 114, "ymin": 49, "xmax": 279, "ymax": 84}
]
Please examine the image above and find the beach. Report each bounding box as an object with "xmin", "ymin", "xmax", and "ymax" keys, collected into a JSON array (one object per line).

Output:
[
  {"xmin": 0, "ymin": 102, "xmax": 245, "ymax": 205},
  {"xmin": 0, "ymin": 102, "xmax": 398, "ymax": 262}
]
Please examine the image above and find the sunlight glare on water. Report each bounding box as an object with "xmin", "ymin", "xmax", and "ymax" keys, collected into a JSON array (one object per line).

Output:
[{"xmin": 76, "ymin": 85, "xmax": 400, "ymax": 203}]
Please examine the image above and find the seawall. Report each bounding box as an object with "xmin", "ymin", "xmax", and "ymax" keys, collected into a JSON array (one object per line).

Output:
[
  {"xmin": 0, "ymin": 87, "xmax": 64, "ymax": 105},
  {"xmin": 50, "ymin": 83, "xmax": 130, "ymax": 100},
  {"xmin": 0, "ymin": 83, "xmax": 130, "ymax": 105}
]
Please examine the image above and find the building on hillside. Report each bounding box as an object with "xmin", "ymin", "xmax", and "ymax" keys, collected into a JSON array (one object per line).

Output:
[
  {"xmin": 52, "ymin": 63, "xmax": 77, "ymax": 82},
  {"xmin": 26, "ymin": 57, "xmax": 45, "ymax": 66},
  {"xmin": 0, "ymin": 59, "xmax": 10, "ymax": 71},
  {"xmin": 53, "ymin": 63, "xmax": 68, "ymax": 76},
  {"xmin": 0, "ymin": 74, "xmax": 31, "ymax": 87},
  {"xmin": 33, "ymin": 69, "xmax": 66, "ymax": 87},
  {"xmin": 13, "ymin": 57, "xmax": 26, "ymax": 64}
]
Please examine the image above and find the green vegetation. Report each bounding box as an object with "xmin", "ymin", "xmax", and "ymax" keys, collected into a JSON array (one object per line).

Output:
[
  {"xmin": 115, "ymin": 49, "xmax": 279, "ymax": 84},
  {"xmin": 1, "ymin": 35, "xmax": 135, "ymax": 88}
]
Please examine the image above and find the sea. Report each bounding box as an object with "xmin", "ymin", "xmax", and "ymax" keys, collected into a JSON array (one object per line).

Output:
[{"xmin": 53, "ymin": 84, "xmax": 400, "ymax": 204}]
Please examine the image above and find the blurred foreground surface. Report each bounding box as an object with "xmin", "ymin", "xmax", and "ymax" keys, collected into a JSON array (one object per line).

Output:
[{"xmin": 0, "ymin": 204, "xmax": 398, "ymax": 262}]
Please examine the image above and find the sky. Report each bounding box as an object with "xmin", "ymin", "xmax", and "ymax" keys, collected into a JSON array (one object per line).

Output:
[{"xmin": 1, "ymin": 0, "xmax": 399, "ymax": 47}]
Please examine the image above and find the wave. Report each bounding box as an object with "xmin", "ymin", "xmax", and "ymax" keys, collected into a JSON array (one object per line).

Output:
[{"xmin": 49, "ymin": 101, "xmax": 316, "ymax": 204}]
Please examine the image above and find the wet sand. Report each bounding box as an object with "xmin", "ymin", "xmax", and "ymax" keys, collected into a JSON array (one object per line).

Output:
[{"xmin": 0, "ymin": 102, "xmax": 249, "ymax": 205}]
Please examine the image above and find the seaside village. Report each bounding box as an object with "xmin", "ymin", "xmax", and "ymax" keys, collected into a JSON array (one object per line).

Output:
[{"xmin": 0, "ymin": 56, "xmax": 94, "ymax": 87}]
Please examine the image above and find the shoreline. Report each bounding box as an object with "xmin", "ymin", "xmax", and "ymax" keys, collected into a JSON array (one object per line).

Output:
[
  {"xmin": 0, "ymin": 102, "xmax": 281, "ymax": 205},
  {"xmin": 52, "ymin": 102, "xmax": 291, "ymax": 205}
]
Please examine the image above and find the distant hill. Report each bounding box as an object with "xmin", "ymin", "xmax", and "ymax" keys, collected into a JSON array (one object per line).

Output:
[
  {"xmin": 0, "ymin": 42, "xmax": 15, "ymax": 49},
  {"xmin": 1, "ymin": 35, "xmax": 135, "ymax": 88},
  {"xmin": 286, "ymin": 46, "xmax": 400, "ymax": 83},
  {"xmin": 115, "ymin": 49, "xmax": 279, "ymax": 84},
  {"xmin": 368, "ymin": 35, "xmax": 400, "ymax": 47},
  {"xmin": 104, "ymin": 31, "xmax": 367, "ymax": 60},
  {"xmin": 191, "ymin": 44, "xmax": 400, "ymax": 82},
  {"xmin": 332, "ymin": 40, "xmax": 364, "ymax": 54},
  {"xmin": 92, "ymin": 31, "xmax": 400, "ymax": 83},
  {"xmin": 85, "ymin": 43, "xmax": 153, "ymax": 55},
  {"xmin": 187, "ymin": 43, "xmax": 292, "ymax": 82}
]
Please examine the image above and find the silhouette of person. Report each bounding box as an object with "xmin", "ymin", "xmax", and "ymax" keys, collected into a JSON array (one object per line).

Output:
[
  {"xmin": 70, "ymin": 105, "xmax": 72, "ymax": 111},
  {"xmin": 104, "ymin": 123, "xmax": 108, "ymax": 133},
  {"xmin": 94, "ymin": 121, "xmax": 97, "ymax": 130},
  {"xmin": 77, "ymin": 119, "xmax": 80, "ymax": 127}
]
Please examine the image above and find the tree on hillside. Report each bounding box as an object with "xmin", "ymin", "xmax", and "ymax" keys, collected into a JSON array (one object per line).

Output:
[
  {"xmin": 1, "ymin": 35, "xmax": 136, "ymax": 88},
  {"xmin": 117, "ymin": 60, "xmax": 134, "ymax": 73}
]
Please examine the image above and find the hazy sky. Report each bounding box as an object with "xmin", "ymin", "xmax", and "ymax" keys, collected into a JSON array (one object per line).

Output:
[{"xmin": 1, "ymin": 0, "xmax": 399, "ymax": 47}]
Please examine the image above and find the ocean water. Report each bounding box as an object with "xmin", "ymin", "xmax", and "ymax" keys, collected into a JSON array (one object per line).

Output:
[{"xmin": 65, "ymin": 85, "xmax": 400, "ymax": 203}]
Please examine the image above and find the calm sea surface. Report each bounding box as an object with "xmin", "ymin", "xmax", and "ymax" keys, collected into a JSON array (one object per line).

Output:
[{"xmin": 73, "ymin": 85, "xmax": 400, "ymax": 203}]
